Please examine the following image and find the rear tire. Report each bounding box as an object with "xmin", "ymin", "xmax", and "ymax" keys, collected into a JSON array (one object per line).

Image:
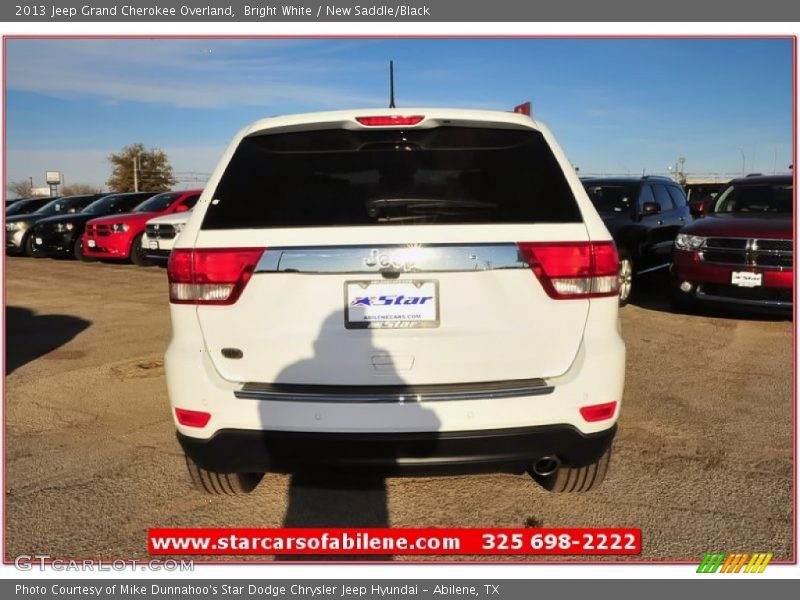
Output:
[
  {"xmin": 532, "ymin": 446, "xmax": 611, "ymax": 493},
  {"xmin": 130, "ymin": 232, "xmax": 153, "ymax": 267},
  {"xmin": 74, "ymin": 236, "xmax": 95, "ymax": 262},
  {"xmin": 185, "ymin": 455, "xmax": 263, "ymax": 495}
]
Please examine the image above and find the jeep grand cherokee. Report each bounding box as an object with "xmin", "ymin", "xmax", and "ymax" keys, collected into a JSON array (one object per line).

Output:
[{"xmin": 165, "ymin": 108, "xmax": 626, "ymax": 494}]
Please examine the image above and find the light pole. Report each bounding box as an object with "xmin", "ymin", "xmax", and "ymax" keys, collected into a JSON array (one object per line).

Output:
[
  {"xmin": 737, "ymin": 148, "xmax": 746, "ymax": 176},
  {"xmin": 133, "ymin": 153, "xmax": 140, "ymax": 192}
]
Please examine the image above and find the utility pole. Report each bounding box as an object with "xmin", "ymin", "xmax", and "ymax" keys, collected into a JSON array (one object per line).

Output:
[{"xmin": 133, "ymin": 154, "xmax": 139, "ymax": 193}]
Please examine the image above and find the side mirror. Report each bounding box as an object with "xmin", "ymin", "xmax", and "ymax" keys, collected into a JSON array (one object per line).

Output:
[
  {"xmin": 641, "ymin": 201, "xmax": 661, "ymax": 215},
  {"xmin": 174, "ymin": 204, "xmax": 189, "ymax": 213}
]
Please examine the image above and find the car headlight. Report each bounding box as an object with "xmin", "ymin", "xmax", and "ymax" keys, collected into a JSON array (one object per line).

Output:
[
  {"xmin": 5, "ymin": 222, "xmax": 20, "ymax": 231},
  {"xmin": 110, "ymin": 223, "xmax": 130, "ymax": 232},
  {"xmin": 55, "ymin": 222, "xmax": 75, "ymax": 232},
  {"xmin": 675, "ymin": 233, "xmax": 706, "ymax": 250}
]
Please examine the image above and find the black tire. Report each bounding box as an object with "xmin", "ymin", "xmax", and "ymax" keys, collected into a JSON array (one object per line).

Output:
[
  {"xmin": 532, "ymin": 446, "xmax": 611, "ymax": 493},
  {"xmin": 23, "ymin": 234, "xmax": 38, "ymax": 258},
  {"xmin": 184, "ymin": 455, "xmax": 263, "ymax": 495},
  {"xmin": 74, "ymin": 236, "xmax": 95, "ymax": 262},
  {"xmin": 130, "ymin": 232, "xmax": 154, "ymax": 267},
  {"xmin": 617, "ymin": 249, "xmax": 634, "ymax": 307}
]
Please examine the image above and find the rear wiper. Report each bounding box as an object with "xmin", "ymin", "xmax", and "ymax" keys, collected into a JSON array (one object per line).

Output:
[{"xmin": 366, "ymin": 198, "xmax": 497, "ymax": 214}]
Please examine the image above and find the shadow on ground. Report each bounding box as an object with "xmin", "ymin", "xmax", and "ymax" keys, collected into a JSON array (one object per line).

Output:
[{"xmin": 5, "ymin": 305, "xmax": 91, "ymax": 374}]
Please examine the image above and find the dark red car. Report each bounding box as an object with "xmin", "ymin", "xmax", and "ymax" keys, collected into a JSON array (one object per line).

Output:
[
  {"xmin": 83, "ymin": 189, "xmax": 201, "ymax": 265},
  {"xmin": 671, "ymin": 175, "xmax": 792, "ymax": 313}
]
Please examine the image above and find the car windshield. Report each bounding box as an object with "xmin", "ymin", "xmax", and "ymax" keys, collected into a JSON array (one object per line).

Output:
[
  {"xmin": 713, "ymin": 182, "xmax": 793, "ymax": 214},
  {"xmin": 583, "ymin": 184, "xmax": 637, "ymax": 214},
  {"xmin": 6, "ymin": 198, "xmax": 49, "ymax": 216},
  {"xmin": 34, "ymin": 195, "xmax": 95, "ymax": 216},
  {"xmin": 134, "ymin": 192, "xmax": 180, "ymax": 213}
]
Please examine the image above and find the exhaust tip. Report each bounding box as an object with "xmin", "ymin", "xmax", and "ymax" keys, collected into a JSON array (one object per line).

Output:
[{"xmin": 532, "ymin": 456, "xmax": 561, "ymax": 477}]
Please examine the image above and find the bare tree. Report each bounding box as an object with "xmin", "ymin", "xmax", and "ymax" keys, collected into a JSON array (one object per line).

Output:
[
  {"xmin": 107, "ymin": 143, "xmax": 177, "ymax": 193},
  {"xmin": 61, "ymin": 183, "xmax": 102, "ymax": 196},
  {"xmin": 6, "ymin": 179, "xmax": 34, "ymax": 198}
]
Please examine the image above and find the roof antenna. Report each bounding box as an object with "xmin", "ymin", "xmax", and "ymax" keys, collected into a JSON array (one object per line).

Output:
[{"xmin": 389, "ymin": 60, "xmax": 396, "ymax": 109}]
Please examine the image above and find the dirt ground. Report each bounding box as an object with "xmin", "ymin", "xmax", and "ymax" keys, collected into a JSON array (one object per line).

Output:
[{"xmin": 3, "ymin": 257, "xmax": 794, "ymax": 563}]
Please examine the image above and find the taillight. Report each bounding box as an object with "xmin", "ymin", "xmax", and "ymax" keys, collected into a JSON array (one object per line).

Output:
[
  {"xmin": 167, "ymin": 248, "xmax": 264, "ymax": 305},
  {"xmin": 580, "ymin": 401, "xmax": 618, "ymax": 422},
  {"xmin": 355, "ymin": 115, "xmax": 424, "ymax": 126},
  {"xmin": 518, "ymin": 241, "xmax": 620, "ymax": 299},
  {"xmin": 175, "ymin": 408, "xmax": 211, "ymax": 428}
]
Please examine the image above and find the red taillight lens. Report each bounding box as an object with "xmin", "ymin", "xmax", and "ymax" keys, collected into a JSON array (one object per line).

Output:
[
  {"xmin": 518, "ymin": 241, "xmax": 620, "ymax": 299},
  {"xmin": 175, "ymin": 408, "xmax": 211, "ymax": 428},
  {"xmin": 355, "ymin": 115, "xmax": 424, "ymax": 126},
  {"xmin": 168, "ymin": 248, "xmax": 264, "ymax": 305},
  {"xmin": 580, "ymin": 401, "xmax": 618, "ymax": 422}
]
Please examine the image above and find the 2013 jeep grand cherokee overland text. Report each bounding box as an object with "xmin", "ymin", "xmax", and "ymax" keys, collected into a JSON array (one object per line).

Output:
[{"xmin": 165, "ymin": 108, "xmax": 625, "ymax": 495}]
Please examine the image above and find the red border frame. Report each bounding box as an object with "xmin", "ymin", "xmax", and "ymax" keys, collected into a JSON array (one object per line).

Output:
[{"xmin": 1, "ymin": 34, "xmax": 796, "ymax": 567}]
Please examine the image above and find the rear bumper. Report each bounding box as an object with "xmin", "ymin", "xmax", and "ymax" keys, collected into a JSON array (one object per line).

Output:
[{"xmin": 178, "ymin": 423, "xmax": 617, "ymax": 475}]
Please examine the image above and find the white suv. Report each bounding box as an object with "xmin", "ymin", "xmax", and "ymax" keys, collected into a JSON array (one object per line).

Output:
[{"xmin": 165, "ymin": 108, "xmax": 625, "ymax": 495}]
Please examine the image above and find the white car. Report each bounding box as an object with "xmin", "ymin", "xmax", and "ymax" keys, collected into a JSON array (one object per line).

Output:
[
  {"xmin": 143, "ymin": 210, "xmax": 192, "ymax": 264},
  {"xmin": 165, "ymin": 108, "xmax": 625, "ymax": 495}
]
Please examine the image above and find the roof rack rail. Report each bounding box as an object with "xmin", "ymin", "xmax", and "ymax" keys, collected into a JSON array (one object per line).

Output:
[
  {"xmin": 745, "ymin": 172, "xmax": 764, "ymax": 177},
  {"xmin": 641, "ymin": 175, "xmax": 674, "ymax": 181}
]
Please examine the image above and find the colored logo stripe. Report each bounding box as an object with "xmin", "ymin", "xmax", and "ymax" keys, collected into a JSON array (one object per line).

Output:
[{"xmin": 697, "ymin": 552, "xmax": 773, "ymax": 573}]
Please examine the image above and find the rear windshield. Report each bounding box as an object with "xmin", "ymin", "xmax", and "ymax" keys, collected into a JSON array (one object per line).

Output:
[
  {"xmin": 583, "ymin": 184, "xmax": 637, "ymax": 214},
  {"xmin": 202, "ymin": 126, "xmax": 582, "ymax": 229},
  {"xmin": 713, "ymin": 182, "xmax": 793, "ymax": 214}
]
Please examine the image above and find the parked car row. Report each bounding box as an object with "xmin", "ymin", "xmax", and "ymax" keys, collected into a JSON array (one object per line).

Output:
[
  {"xmin": 582, "ymin": 174, "xmax": 792, "ymax": 313},
  {"xmin": 6, "ymin": 189, "xmax": 200, "ymax": 265}
]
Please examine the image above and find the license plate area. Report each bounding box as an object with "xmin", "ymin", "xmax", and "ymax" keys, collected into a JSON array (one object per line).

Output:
[
  {"xmin": 345, "ymin": 280, "xmax": 439, "ymax": 329},
  {"xmin": 87, "ymin": 239, "xmax": 96, "ymax": 248},
  {"xmin": 149, "ymin": 240, "xmax": 159, "ymax": 250},
  {"xmin": 731, "ymin": 271, "xmax": 762, "ymax": 288}
]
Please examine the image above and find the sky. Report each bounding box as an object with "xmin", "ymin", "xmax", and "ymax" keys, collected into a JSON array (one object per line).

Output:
[{"xmin": 4, "ymin": 37, "xmax": 794, "ymax": 191}]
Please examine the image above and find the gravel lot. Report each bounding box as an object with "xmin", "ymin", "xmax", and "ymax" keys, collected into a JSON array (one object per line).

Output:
[{"xmin": 4, "ymin": 257, "xmax": 794, "ymax": 562}]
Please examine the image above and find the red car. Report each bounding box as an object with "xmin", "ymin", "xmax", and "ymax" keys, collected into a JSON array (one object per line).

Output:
[
  {"xmin": 671, "ymin": 175, "xmax": 792, "ymax": 313},
  {"xmin": 83, "ymin": 189, "xmax": 201, "ymax": 265}
]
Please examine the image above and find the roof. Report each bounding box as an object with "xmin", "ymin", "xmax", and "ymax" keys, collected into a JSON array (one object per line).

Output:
[
  {"xmin": 725, "ymin": 174, "xmax": 793, "ymax": 185},
  {"xmin": 242, "ymin": 108, "xmax": 542, "ymax": 137}
]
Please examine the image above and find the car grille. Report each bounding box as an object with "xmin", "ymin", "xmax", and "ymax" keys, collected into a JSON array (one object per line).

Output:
[
  {"xmin": 700, "ymin": 237, "xmax": 792, "ymax": 269},
  {"xmin": 86, "ymin": 223, "xmax": 111, "ymax": 237},
  {"xmin": 145, "ymin": 223, "xmax": 176, "ymax": 240}
]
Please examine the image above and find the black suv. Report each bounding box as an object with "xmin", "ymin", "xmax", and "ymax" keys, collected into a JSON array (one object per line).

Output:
[{"xmin": 582, "ymin": 176, "xmax": 690, "ymax": 303}]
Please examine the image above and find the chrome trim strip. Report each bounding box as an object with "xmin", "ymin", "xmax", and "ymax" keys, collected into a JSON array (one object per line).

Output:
[
  {"xmin": 234, "ymin": 379, "xmax": 554, "ymax": 403},
  {"xmin": 636, "ymin": 263, "xmax": 670, "ymax": 275},
  {"xmin": 254, "ymin": 244, "xmax": 529, "ymax": 274}
]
